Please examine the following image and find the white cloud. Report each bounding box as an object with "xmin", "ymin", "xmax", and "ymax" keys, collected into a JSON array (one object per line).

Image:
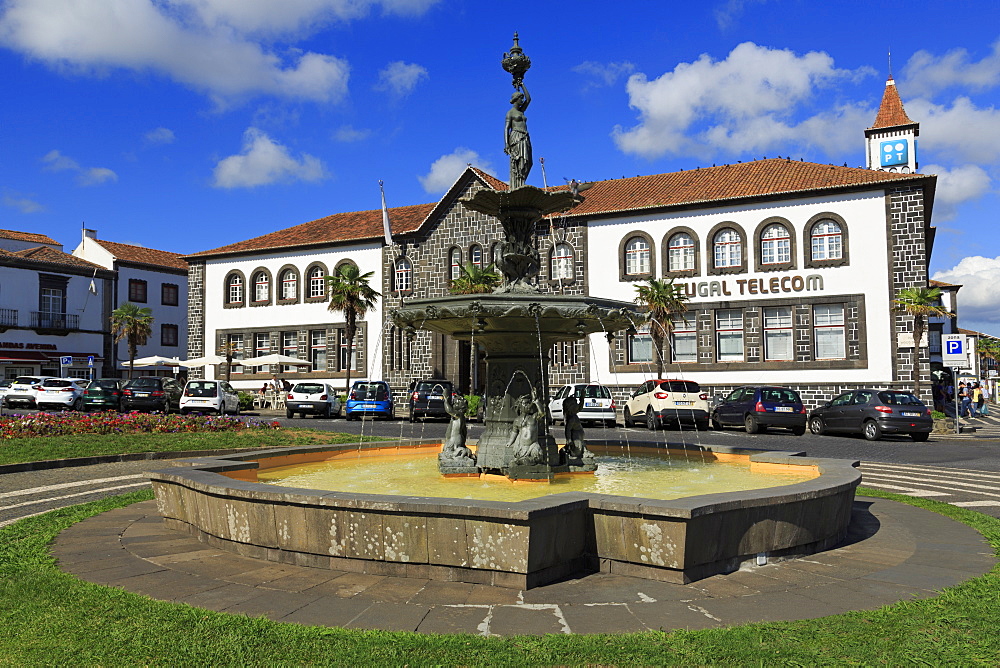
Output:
[
  {"xmin": 418, "ymin": 148, "xmax": 492, "ymax": 193},
  {"xmin": 41, "ymin": 149, "xmax": 117, "ymax": 186},
  {"xmin": 922, "ymin": 164, "xmax": 992, "ymax": 221},
  {"xmin": 901, "ymin": 40, "xmax": 1000, "ymax": 98},
  {"xmin": 0, "ymin": 0, "xmax": 354, "ymax": 104},
  {"xmin": 612, "ymin": 42, "xmax": 869, "ymax": 160},
  {"xmin": 905, "ymin": 97, "xmax": 1000, "ymax": 165},
  {"xmin": 333, "ymin": 125, "xmax": 371, "ymax": 142},
  {"xmin": 572, "ymin": 61, "xmax": 635, "ymax": 89},
  {"xmin": 933, "ymin": 256, "xmax": 1000, "ymax": 324},
  {"xmin": 144, "ymin": 127, "xmax": 175, "ymax": 144},
  {"xmin": 212, "ymin": 127, "xmax": 327, "ymax": 188},
  {"xmin": 375, "ymin": 61, "xmax": 428, "ymax": 98},
  {"xmin": 2, "ymin": 189, "xmax": 44, "ymax": 213},
  {"xmin": 714, "ymin": 0, "xmax": 770, "ymax": 30}
]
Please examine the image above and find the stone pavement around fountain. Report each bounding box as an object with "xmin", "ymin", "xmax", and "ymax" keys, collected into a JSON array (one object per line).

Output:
[{"xmin": 53, "ymin": 496, "xmax": 995, "ymax": 635}]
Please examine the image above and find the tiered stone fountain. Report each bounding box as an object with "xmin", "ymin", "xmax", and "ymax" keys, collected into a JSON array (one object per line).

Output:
[{"xmin": 391, "ymin": 33, "xmax": 639, "ymax": 480}]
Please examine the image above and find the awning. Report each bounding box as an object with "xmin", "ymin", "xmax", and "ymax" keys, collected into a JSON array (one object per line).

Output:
[{"xmin": 0, "ymin": 351, "xmax": 51, "ymax": 362}]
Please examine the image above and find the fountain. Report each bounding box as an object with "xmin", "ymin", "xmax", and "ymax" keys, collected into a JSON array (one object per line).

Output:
[
  {"xmin": 147, "ymin": 35, "xmax": 860, "ymax": 589},
  {"xmin": 391, "ymin": 32, "xmax": 638, "ymax": 480}
]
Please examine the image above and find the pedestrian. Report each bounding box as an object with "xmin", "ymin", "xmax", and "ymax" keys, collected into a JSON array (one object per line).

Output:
[
  {"xmin": 958, "ymin": 382, "xmax": 972, "ymax": 418},
  {"xmin": 982, "ymin": 383, "xmax": 991, "ymax": 416},
  {"xmin": 282, "ymin": 378, "xmax": 291, "ymax": 391},
  {"xmin": 270, "ymin": 374, "xmax": 281, "ymax": 392},
  {"xmin": 974, "ymin": 382, "xmax": 985, "ymax": 417}
]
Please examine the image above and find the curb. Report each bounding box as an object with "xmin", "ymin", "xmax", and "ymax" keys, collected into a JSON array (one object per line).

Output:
[{"xmin": 0, "ymin": 447, "xmax": 280, "ymax": 475}]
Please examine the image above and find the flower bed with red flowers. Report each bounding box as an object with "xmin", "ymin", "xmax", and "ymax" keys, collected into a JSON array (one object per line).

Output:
[{"xmin": 0, "ymin": 412, "xmax": 280, "ymax": 439}]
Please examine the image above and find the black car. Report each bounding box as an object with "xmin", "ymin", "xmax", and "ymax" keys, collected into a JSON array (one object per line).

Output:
[
  {"xmin": 81, "ymin": 378, "xmax": 127, "ymax": 411},
  {"xmin": 809, "ymin": 388, "xmax": 932, "ymax": 441},
  {"xmin": 408, "ymin": 379, "xmax": 454, "ymax": 421},
  {"xmin": 711, "ymin": 386, "xmax": 807, "ymax": 435},
  {"xmin": 121, "ymin": 376, "xmax": 183, "ymax": 413}
]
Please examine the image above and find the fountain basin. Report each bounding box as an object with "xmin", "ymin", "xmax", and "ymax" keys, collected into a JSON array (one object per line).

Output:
[{"xmin": 148, "ymin": 442, "xmax": 860, "ymax": 588}]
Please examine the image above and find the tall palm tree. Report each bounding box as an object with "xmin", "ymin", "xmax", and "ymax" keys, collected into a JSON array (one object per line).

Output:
[
  {"xmin": 449, "ymin": 262, "xmax": 501, "ymax": 295},
  {"xmin": 110, "ymin": 302, "xmax": 153, "ymax": 380},
  {"xmin": 327, "ymin": 263, "xmax": 381, "ymax": 392},
  {"xmin": 892, "ymin": 286, "xmax": 954, "ymax": 396},
  {"xmin": 633, "ymin": 278, "xmax": 689, "ymax": 378}
]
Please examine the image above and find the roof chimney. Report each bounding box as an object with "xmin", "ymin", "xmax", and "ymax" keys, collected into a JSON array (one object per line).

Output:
[{"xmin": 83, "ymin": 228, "xmax": 97, "ymax": 241}]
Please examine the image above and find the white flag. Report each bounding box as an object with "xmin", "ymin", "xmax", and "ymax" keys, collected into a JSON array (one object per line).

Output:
[
  {"xmin": 379, "ymin": 180, "xmax": 393, "ymax": 246},
  {"xmin": 88, "ymin": 267, "xmax": 98, "ymax": 295}
]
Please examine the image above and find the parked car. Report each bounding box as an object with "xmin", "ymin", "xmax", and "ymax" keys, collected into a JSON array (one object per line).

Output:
[
  {"xmin": 81, "ymin": 378, "xmax": 127, "ymax": 411},
  {"xmin": 0, "ymin": 379, "xmax": 12, "ymax": 404},
  {"xmin": 345, "ymin": 380, "xmax": 394, "ymax": 420},
  {"xmin": 121, "ymin": 376, "xmax": 183, "ymax": 413},
  {"xmin": 711, "ymin": 386, "xmax": 807, "ymax": 435},
  {"xmin": 809, "ymin": 388, "xmax": 933, "ymax": 441},
  {"xmin": 3, "ymin": 376, "xmax": 56, "ymax": 409},
  {"xmin": 35, "ymin": 377, "xmax": 87, "ymax": 411},
  {"xmin": 180, "ymin": 379, "xmax": 240, "ymax": 415},
  {"xmin": 285, "ymin": 382, "xmax": 341, "ymax": 419},
  {"xmin": 623, "ymin": 379, "xmax": 710, "ymax": 430},
  {"xmin": 548, "ymin": 383, "xmax": 617, "ymax": 427},
  {"xmin": 407, "ymin": 379, "xmax": 454, "ymax": 421}
]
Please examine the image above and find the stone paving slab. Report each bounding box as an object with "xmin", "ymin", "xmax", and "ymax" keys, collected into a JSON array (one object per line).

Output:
[{"xmin": 52, "ymin": 496, "xmax": 997, "ymax": 636}]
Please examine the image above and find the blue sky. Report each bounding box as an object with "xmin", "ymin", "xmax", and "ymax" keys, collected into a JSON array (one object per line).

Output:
[{"xmin": 2, "ymin": 1, "xmax": 999, "ymax": 334}]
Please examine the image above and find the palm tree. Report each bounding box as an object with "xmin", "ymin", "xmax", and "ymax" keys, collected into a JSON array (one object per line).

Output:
[
  {"xmin": 110, "ymin": 302, "xmax": 153, "ymax": 380},
  {"xmin": 892, "ymin": 286, "xmax": 954, "ymax": 396},
  {"xmin": 449, "ymin": 262, "xmax": 501, "ymax": 295},
  {"xmin": 218, "ymin": 340, "xmax": 242, "ymax": 382},
  {"xmin": 633, "ymin": 278, "xmax": 689, "ymax": 378},
  {"xmin": 327, "ymin": 263, "xmax": 381, "ymax": 392}
]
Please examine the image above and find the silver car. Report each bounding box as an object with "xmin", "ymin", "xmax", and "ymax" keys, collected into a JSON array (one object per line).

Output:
[
  {"xmin": 548, "ymin": 383, "xmax": 617, "ymax": 427},
  {"xmin": 286, "ymin": 382, "xmax": 342, "ymax": 419},
  {"xmin": 36, "ymin": 377, "xmax": 87, "ymax": 411}
]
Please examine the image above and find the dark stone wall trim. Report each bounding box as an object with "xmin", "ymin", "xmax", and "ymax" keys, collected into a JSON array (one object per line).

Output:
[
  {"xmin": 752, "ymin": 216, "xmax": 797, "ymax": 273},
  {"xmin": 618, "ymin": 230, "xmax": 656, "ymax": 282},
  {"xmin": 661, "ymin": 226, "xmax": 701, "ymax": 278},
  {"xmin": 705, "ymin": 222, "xmax": 748, "ymax": 276},
  {"xmin": 802, "ymin": 212, "xmax": 851, "ymax": 269}
]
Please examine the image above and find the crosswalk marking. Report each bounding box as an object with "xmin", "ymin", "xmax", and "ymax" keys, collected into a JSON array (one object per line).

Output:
[
  {"xmin": 1, "ymin": 482, "xmax": 149, "ymax": 512},
  {"xmin": 953, "ymin": 501, "xmax": 1000, "ymax": 508},
  {"xmin": 861, "ymin": 483, "xmax": 950, "ymax": 497},
  {"xmin": 861, "ymin": 462, "xmax": 1000, "ymax": 481},
  {"xmin": 860, "ymin": 473, "xmax": 1000, "ymax": 497},
  {"xmin": 0, "ymin": 474, "xmax": 147, "ymax": 499}
]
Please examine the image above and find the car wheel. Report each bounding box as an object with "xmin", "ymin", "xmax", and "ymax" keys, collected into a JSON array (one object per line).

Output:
[
  {"xmin": 910, "ymin": 432, "xmax": 929, "ymax": 442},
  {"xmin": 791, "ymin": 425, "xmax": 806, "ymax": 436},
  {"xmin": 623, "ymin": 408, "xmax": 632, "ymax": 426},
  {"xmin": 286, "ymin": 409, "xmax": 294, "ymax": 419},
  {"xmin": 322, "ymin": 404, "xmax": 331, "ymax": 419},
  {"xmin": 606, "ymin": 419, "xmax": 617, "ymax": 428},
  {"xmin": 697, "ymin": 419, "xmax": 710, "ymax": 431},
  {"xmin": 72, "ymin": 397, "xmax": 83, "ymax": 411},
  {"xmin": 744, "ymin": 414, "xmax": 760, "ymax": 434},
  {"xmin": 711, "ymin": 412, "xmax": 724, "ymax": 431},
  {"xmin": 646, "ymin": 408, "xmax": 658, "ymax": 430},
  {"xmin": 863, "ymin": 420, "xmax": 882, "ymax": 441},
  {"xmin": 809, "ymin": 416, "xmax": 825, "ymax": 435}
]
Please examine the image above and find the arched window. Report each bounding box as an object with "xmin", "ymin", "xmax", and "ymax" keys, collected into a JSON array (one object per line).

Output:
[
  {"xmin": 811, "ymin": 219, "xmax": 843, "ymax": 261},
  {"xmin": 625, "ymin": 237, "xmax": 650, "ymax": 275},
  {"xmin": 470, "ymin": 244, "xmax": 483, "ymax": 269},
  {"xmin": 308, "ymin": 266, "xmax": 326, "ymax": 298},
  {"xmin": 551, "ymin": 242, "xmax": 573, "ymax": 280},
  {"xmin": 394, "ymin": 257, "xmax": 412, "ymax": 292},
  {"xmin": 450, "ymin": 248, "xmax": 463, "ymax": 280},
  {"xmin": 760, "ymin": 224, "xmax": 791, "ymax": 265},
  {"xmin": 713, "ymin": 229, "xmax": 742, "ymax": 268},
  {"xmin": 280, "ymin": 269, "xmax": 297, "ymax": 300},
  {"xmin": 226, "ymin": 274, "xmax": 243, "ymax": 304},
  {"xmin": 668, "ymin": 233, "xmax": 695, "ymax": 271},
  {"xmin": 253, "ymin": 271, "xmax": 269, "ymax": 302}
]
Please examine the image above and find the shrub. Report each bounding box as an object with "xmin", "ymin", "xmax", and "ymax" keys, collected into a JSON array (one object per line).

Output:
[
  {"xmin": 0, "ymin": 412, "xmax": 280, "ymax": 439},
  {"xmin": 237, "ymin": 392, "xmax": 257, "ymax": 411},
  {"xmin": 464, "ymin": 394, "xmax": 482, "ymax": 418},
  {"xmin": 931, "ymin": 410, "xmax": 947, "ymax": 420}
]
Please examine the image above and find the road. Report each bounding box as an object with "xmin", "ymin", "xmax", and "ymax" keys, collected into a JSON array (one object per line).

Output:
[{"xmin": 4, "ymin": 413, "xmax": 1000, "ymax": 528}]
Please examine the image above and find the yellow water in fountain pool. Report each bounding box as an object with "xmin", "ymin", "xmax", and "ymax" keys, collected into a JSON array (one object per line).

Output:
[{"xmin": 256, "ymin": 449, "xmax": 816, "ymax": 503}]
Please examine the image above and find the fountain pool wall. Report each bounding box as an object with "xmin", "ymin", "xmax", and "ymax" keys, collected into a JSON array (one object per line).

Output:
[{"xmin": 148, "ymin": 441, "xmax": 860, "ymax": 588}]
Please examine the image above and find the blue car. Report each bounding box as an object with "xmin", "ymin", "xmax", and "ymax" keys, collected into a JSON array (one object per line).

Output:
[
  {"xmin": 345, "ymin": 380, "xmax": 394, "ymax": 420},
  {"xmin": 711, "ymin": 385, "xmax": 807, "ymax": 435}
]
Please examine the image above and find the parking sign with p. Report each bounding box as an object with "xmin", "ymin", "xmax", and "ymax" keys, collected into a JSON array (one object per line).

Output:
[{"xmin": 942, "ymin": 334, "xmax": 967, "ymax": 365}]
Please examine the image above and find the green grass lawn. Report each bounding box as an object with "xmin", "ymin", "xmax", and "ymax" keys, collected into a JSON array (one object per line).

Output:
[
  {"xmin": 0, "ymin": 429, "xmax": 382, "ymax": 467},
  {"xmin": 1, "ymin": 487, "xmax": 998, "ymax": 666}
]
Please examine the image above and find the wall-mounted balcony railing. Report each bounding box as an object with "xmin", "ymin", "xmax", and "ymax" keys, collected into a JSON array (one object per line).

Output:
[
  {"xmin": 0, "ymin": 309, "xmax": 17, "ymax": 327},
  {"xmin": 30, "ymin": 311, "xmax": 79, "ymax": 330}
]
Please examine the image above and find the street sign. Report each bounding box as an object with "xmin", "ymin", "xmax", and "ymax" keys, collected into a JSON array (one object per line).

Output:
[
  {"xmin": 60, "ymin": 355, "xmax": 72, "ymax": 366},
  {"xmin": 942, "ymin": 334, "xmax": 968, "ymax": 365},
  {"xmin": 87, "ymin": 356, "xmax": 94, "ymax": 367}
]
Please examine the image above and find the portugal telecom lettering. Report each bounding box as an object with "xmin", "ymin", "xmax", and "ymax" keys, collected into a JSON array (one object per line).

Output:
[{"xmin": 676, "ymin": 274, "xmax": 823, "ymax": 298}]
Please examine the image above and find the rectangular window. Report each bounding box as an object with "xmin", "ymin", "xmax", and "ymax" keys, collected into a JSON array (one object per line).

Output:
[
  {"xmin": 763, "ymin": 306, "xmax": 793, "ymax": 361},
  {"xmin": 671, "ymin": 317, "xmax": 697, "ymax": 363},
  {"xmin": 716, "ymin": 309, "xmax": 744, "ymax": 362},
  {"xmin": 161, "ymin": 283, "xmax": 179, "ymax": 306},
  {"xmin": 628, "ymin": 323, "xmax": 653, "ymax": 364},
  {"xmin": 282, "ymin": 331, "xmax": 299, "ymax": 372},
  {"xmin": 550, "ymin": 341, "xmax": 577, "ymax": 367},
  {"xmin": 40, "ymin": 287, "xmax": 64, "ymax": 314},
  {"xmin": 310, "ymin": 330, "xmax": 327, "ymax": 372},
  {"xmin": 339, "ymin": 330, "xmax": 356, "ymax": 371},
  {"xmin": 128, "ymin": 279, "xmax": 147, "ymax": 303},
  {"xmin": 161, "ymin": 324, "xmax": 178, "ymax": 347},
  {"xmin": 228, "ymin": 334, "xmax": 244, "ymax": 374},
  {"xmin": 254, "ymin": 332, "xmax": 270, "ymax": 373},
  {"xmin": 814, "ymin": 304, "xmax": 846, "ymax": 359}
]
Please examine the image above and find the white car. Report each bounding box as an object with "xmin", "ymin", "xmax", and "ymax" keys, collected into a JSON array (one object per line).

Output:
[
  {"xmin": 548, "ymin": 383, "xmax": 617, "ymax": 427},
  {"xmin": 286, "ymin": 382, "xmax": 342, "ymax": 419},
  {"xmin": 180, "ymin": 379, "xmax": 240, "ymax": 415},
  {"xmin": 624, "ymin": 379, "xmax": 710, "ymax": 430},
  {"xmin": 4, "ymin": 376, "xmax": 57, "ymax": 409},
  {"xmin": 35, "ymin": 377, "xmax": 87, "ymax": 411}
]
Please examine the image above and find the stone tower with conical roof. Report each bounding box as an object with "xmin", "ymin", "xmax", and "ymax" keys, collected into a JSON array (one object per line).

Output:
[{"xmin": 865, "ymin": 77, "xmax": 919, "ymax": 173}]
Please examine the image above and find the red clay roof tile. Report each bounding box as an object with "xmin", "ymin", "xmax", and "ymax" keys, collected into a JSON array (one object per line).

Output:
[
  {"xmin": 0, "ymin": 228, "xmax": 60, "ymax": 245},
  {"xmin": 4, "ymin": 246, "xmax": 106, "ymax": 271},
  {"xmin": 870, "ymin": 78, "xmax": 914, "ymax": 129},
  {"xmin": 95, "ymin": 239, "xmax": 188, "ymax": 271}
]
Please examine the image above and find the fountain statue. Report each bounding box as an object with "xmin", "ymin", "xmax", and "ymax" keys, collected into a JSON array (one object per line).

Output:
[{"xmin": 392, "ymin": 33, "xmax": 642, "ymax": 480}]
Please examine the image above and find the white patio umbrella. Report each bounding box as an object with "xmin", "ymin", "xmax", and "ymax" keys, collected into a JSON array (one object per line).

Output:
[
  {"xmin": 120, "ymin": 355, "xmax": 182, "ymax": 368},
  {"xmin": 240, "ymin": 353, "xmax": 312, "ymax": 367},
  {"xmin": 178, "ymin": 354, "xmax": 227, "ymax": 368}
]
